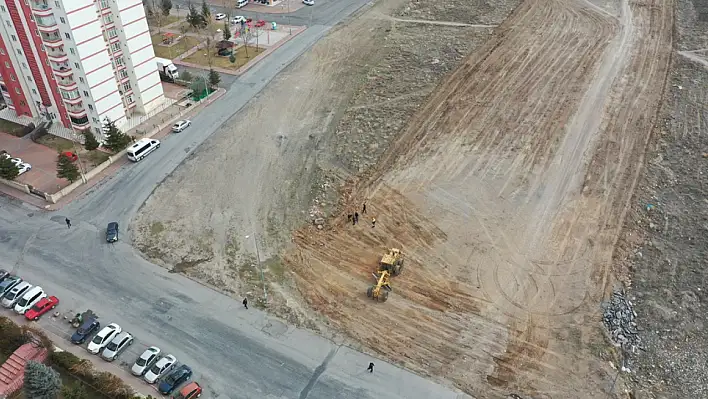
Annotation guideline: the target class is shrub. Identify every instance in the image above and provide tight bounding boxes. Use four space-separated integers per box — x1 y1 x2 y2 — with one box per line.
0 317 29 355
24 360 62 399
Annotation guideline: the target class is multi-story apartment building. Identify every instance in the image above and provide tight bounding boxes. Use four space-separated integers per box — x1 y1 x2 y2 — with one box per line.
0 0 165 138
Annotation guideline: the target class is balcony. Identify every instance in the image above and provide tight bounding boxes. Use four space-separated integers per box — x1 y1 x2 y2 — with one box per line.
35 15 58 32
66 103 86 117
60 88 81 105
51 62 72 77
70 115 89 127
40 31 61 45
57 75 76 90
30 0 53 16
46 47 67 62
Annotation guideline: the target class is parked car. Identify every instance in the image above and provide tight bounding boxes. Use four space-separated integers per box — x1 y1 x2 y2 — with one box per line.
173 382 202 399
106 222 119 243
232 16 246 24
255 19 266 27
0 276 22 298
14 286 46 314
158 365 193 395
214 13 227 20
303 0 314 5
144 354 177 384
87 323 121 354
131 346 161 376
101 331 134 361
0 269 9 282
62 151 78 162
17 163 31 175
24 295 59 320
1 282 32 308
172 120 191 133
71 318 100 344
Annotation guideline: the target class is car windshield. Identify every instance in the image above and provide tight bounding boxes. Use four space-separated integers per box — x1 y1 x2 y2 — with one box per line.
149 364 162 374
164 371 179 384
30 303 43 311
91 335 104 344
17 297 28 306
5 291 16 300
136 357 147 366
106 341 118 351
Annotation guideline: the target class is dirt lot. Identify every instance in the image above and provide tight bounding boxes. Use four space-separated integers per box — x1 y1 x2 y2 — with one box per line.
616 0 708 396
133 0 678 396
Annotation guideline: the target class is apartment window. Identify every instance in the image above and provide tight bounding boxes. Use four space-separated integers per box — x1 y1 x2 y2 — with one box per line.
103 15 113 24
60 17 65 24
115 57 124 66
22 63 27 69
10 34 16 41
40 44 45 52
92 117 99 123
95 127 100 134
0 6 5 12
14 88 20 94
27 76 31 81
126 94 134 104
100 0 109 8
122 82 131 92
119 69 128 79
20 101 25 106
0 49 4 55
69 48 75 55
55 1 60 7
88 104 93 111
107 28 117 38
3 62 8 68
16 49 21 56
9 75 14 81
79 77 84 83
31 89 37 95
111 42 120 52
74 62 80 69
83 90 88 97
29 15 34 21
5 21 10 27
64 33 70 39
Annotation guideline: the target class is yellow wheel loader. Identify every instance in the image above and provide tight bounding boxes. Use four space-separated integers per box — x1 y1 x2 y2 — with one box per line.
366 270 391 302
379 248 404 276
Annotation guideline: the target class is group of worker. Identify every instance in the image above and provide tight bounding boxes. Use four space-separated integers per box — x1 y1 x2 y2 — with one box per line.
347 202 376 227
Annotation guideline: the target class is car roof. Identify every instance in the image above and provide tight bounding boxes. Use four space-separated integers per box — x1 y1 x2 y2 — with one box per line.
107 222 118 228
112 331 130 342
34 297 51 306
80 318 98 328
179 382 200 394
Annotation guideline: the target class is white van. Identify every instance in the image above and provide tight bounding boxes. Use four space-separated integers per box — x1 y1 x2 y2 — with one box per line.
237 0 248 8
126 138 160 162
1 281 32 308
14 286 45 314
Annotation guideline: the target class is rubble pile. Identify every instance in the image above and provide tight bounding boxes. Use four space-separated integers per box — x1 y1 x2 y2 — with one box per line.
602 289 640 353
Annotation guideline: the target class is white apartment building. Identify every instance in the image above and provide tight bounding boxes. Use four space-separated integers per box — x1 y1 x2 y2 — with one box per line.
0 0 165 138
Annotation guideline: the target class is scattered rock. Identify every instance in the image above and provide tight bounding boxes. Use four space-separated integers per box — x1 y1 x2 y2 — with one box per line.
603 288 640 353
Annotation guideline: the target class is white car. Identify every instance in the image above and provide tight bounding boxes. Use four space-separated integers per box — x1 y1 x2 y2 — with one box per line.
232 16 246 24
143 354 177 384
131 346 161 376
86 323 121 354
10 157 22 166
172 120 191 133
14 286 45 315
303 0 314 5
214 13 227 20
17 163 31 175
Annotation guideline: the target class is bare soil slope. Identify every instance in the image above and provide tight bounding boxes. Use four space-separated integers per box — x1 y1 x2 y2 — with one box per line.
287 0 674 396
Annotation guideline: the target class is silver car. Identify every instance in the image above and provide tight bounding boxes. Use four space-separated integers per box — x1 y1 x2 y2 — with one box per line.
100 331 134 361
131 346 161 376
143 354 177 384
1 282 32 308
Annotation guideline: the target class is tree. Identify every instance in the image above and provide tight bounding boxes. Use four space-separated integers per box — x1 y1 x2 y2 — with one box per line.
60 382 87 399
241 27 253 58
208 68 220 88
186 3 203 30
229 53 236 64
144 0 154 17
181 70 193 82
82 131 99 151
102 118 132 152
24 360 61 399
0 156 19 180
222 21 231 41
160 0 172 16
201 0 210 22
56 153 80 183
190 77 208 99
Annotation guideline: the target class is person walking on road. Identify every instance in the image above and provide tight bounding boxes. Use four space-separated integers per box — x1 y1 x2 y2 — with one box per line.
243 297 248 309
367 362 374 373
362 202 367 214
65 218 71 228
354 212 359 224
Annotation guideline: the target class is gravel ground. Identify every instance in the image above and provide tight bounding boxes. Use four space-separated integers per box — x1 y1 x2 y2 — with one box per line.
614 0 708 396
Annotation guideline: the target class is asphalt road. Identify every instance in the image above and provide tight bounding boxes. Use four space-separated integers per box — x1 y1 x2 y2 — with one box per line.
0 1 472 398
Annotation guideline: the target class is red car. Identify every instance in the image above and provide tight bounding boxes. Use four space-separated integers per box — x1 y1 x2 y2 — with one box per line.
255 20 266 27
173 382 201 399
24 296 59 321
62 151 78 162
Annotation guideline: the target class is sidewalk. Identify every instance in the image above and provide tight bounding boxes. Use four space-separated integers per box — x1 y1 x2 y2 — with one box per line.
0 88 227 210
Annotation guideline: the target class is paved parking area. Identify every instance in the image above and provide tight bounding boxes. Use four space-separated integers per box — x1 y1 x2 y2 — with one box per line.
0 132 66 193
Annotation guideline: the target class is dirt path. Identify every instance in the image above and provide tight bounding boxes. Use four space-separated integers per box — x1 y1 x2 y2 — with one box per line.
288 0 674 396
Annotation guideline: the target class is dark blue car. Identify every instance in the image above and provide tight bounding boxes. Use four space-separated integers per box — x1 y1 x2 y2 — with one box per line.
158 365 192 394
70 318 100 344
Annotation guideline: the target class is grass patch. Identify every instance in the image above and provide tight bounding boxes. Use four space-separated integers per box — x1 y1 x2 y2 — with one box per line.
151 35 202 60
0 119 29 137
182 45 265 69
147 14 180 29
265 256 286 283
83 150 110 167
36 134 75 152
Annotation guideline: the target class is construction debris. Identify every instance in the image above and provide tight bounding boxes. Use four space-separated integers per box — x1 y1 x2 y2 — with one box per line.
603 289 640 353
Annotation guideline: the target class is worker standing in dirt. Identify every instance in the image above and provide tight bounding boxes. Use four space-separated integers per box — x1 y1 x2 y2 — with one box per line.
367 362 374 373
354 212 359 224
65 218 71 228
243 297 248 309
347 213 353 223
362 202 367 214
371 217 376 228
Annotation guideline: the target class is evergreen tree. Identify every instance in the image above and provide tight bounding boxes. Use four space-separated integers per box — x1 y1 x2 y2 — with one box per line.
24 360 61 399
229 53 236 64
160 0 172 16
201 0 210 23
187 3 202 29
82 131 99 151
0 156 19 180
208 68 220 88
60 382 87 399
102 118 131 152
222 21 231 41
57 153 80 182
